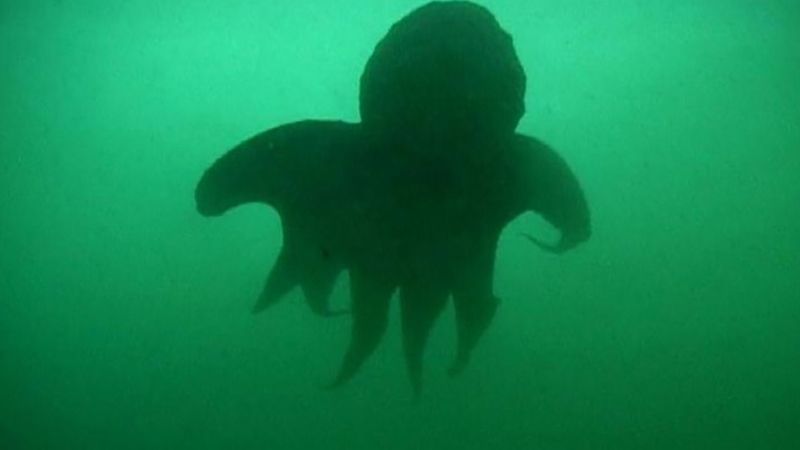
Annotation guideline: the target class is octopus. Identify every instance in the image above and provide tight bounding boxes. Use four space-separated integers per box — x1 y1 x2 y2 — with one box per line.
195 1 590 394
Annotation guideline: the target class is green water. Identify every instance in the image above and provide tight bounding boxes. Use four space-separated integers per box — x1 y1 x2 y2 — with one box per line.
2 1 798 449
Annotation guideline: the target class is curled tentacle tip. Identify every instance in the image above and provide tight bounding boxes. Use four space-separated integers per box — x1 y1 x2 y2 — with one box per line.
520 232 566 254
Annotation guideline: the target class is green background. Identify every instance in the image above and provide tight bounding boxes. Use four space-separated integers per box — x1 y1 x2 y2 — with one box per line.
1 1 798 448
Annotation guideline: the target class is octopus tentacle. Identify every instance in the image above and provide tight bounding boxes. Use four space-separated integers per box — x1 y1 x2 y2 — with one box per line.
252 245 299 314
515 134 591 253
449 293 500 377
252 220 347 316
300 263 347 317
448 236 501 377
399 281 449 395
327 269 395 388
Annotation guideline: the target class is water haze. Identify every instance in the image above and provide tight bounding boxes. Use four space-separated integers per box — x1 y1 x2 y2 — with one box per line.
1 1 798 449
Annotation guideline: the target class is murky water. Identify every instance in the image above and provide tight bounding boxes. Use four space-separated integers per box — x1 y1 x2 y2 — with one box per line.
2 1 798 448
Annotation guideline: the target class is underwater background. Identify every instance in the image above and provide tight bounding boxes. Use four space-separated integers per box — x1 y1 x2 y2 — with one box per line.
1 0 798 449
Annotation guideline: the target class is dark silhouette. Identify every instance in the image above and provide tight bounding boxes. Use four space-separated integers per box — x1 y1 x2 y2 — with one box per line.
195 1 590 395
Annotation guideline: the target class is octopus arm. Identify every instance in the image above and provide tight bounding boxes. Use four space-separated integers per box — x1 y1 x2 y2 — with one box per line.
327 269 395 389
195 120 361 315
514 134 591 253
252 218 346 316
449 233 502 378
399 278 450 395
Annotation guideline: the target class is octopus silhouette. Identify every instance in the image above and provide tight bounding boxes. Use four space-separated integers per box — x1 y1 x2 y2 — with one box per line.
195 1 590 394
